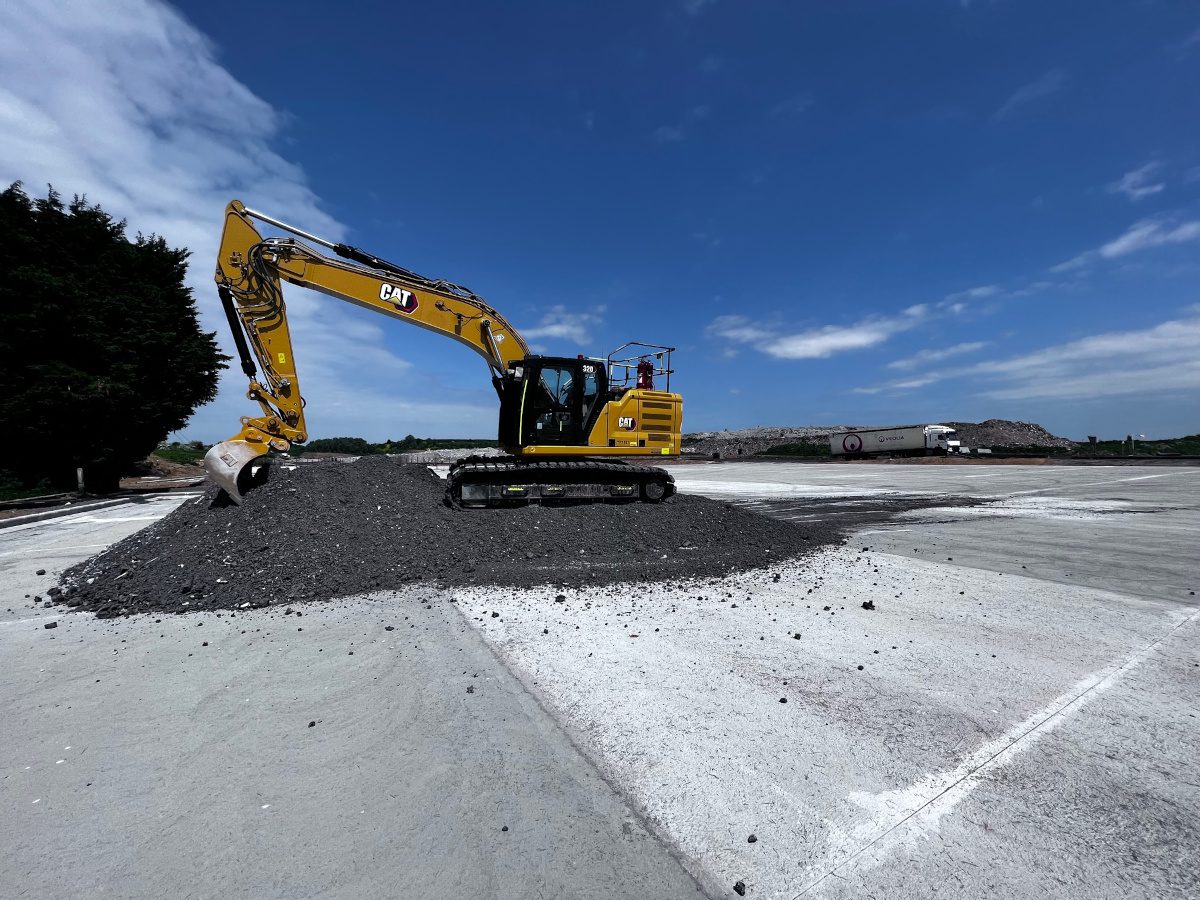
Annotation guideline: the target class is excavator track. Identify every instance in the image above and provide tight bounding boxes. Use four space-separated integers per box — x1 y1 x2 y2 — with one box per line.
446 457 676 508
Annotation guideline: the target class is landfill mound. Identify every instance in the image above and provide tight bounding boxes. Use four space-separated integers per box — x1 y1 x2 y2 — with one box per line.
57 458 837 617
685 418 1075 457
943 419 1075 450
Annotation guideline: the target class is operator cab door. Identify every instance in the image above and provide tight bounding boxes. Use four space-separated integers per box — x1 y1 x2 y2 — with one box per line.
522 359 584 446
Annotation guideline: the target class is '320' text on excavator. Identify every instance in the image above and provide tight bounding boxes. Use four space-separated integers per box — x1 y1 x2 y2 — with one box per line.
205 200 683 508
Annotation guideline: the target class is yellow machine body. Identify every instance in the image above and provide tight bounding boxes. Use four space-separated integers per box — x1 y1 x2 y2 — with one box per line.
206 200 682 503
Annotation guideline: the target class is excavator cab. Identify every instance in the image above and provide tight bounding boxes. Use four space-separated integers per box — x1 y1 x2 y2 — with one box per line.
497 356 608 449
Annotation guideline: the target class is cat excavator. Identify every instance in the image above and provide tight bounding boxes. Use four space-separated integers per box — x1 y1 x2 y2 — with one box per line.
205 200 682 507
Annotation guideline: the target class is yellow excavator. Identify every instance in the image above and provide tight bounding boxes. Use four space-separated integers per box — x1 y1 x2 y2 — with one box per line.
205 200 683 507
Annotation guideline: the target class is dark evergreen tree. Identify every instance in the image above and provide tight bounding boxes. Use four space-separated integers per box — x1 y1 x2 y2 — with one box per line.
0 183 228 492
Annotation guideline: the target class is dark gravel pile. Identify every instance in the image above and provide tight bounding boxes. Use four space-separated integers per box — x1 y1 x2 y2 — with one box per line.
57 458 839 617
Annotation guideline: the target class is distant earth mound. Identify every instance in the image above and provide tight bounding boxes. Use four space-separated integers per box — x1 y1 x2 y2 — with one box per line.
943 419 1075 451
684 419 1075 458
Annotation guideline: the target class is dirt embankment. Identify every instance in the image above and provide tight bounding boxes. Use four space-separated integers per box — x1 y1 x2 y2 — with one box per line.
56 458 841 617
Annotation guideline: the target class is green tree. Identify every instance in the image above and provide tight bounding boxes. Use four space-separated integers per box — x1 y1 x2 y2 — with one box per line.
302 437 376 454
0 183 228 492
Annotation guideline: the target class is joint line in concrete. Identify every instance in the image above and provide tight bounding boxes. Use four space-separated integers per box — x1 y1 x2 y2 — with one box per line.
794 604 1200 897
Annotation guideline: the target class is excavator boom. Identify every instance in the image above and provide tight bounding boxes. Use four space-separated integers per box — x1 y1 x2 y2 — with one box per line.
207 200 529 498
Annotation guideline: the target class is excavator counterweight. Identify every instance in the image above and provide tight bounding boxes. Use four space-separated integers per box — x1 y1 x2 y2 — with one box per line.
206 201 683 507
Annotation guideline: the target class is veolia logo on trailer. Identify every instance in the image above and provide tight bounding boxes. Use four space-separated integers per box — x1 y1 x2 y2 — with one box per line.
842 433 863 452
379 283 419 314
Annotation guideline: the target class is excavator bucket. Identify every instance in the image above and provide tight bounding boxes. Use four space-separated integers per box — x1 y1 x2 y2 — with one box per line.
204 440 270 504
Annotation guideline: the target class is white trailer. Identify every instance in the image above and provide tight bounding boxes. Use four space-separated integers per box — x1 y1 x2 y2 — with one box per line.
830 424 966 457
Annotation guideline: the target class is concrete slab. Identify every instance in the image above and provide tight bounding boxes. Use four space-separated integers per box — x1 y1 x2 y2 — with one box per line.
670 462 1199 605
1 494 195 625
449 462 1200 898
0 516 703 899
5 461 1198 899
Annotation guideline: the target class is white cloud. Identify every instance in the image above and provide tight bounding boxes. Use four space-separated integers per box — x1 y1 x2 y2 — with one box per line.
681 0 717 15
707 306 926 360
1053 217 1200 272
0 0 498 441
521 305 606 345
1100 219 1200 257
1107 162 1166 202
973 313 1200 402
887 341 989 371
937 281 1053 312
994 69 1065 120
768 93 814 118
852 374 943 396
856 312 1200 403
653 105 712 144
943 285 1000 304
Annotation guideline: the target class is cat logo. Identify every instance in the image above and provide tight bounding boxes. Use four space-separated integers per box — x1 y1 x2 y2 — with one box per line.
379 283 418 313
618 416 635 430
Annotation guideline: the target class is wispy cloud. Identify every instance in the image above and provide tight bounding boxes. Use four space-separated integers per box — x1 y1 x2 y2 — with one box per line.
994 68 1065 120
1107 162 1166 201
1052 216 1200 272
652 125 685 143
938 281 1052 313
855 312 1200 403
0 0 490 440
852 375 941 396
707 306 927 360
680 0 717 15
522 305 606 345
943 285 1000 304
1171 27 1200 57
768 93 814 118
887 341 989 371
975 313 1200 401
652 104 712 143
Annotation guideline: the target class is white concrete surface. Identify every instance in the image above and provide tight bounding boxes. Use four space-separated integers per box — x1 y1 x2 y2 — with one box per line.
1 494 197 624
0 497 702 900
453 463 1200 898
4 463 1199 899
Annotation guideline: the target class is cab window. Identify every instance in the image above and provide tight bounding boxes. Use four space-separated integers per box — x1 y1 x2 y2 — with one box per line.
540 366 573 406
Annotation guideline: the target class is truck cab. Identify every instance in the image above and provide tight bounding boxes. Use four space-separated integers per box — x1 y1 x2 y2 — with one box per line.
924 426 964 454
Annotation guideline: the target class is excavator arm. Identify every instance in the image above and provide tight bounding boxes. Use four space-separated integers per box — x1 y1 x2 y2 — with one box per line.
206 199 531 500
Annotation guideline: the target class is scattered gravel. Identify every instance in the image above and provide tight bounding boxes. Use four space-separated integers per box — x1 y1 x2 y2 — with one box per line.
57 457 841 617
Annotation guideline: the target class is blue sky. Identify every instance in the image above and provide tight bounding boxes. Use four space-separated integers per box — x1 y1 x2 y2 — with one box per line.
2 1 1198 440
